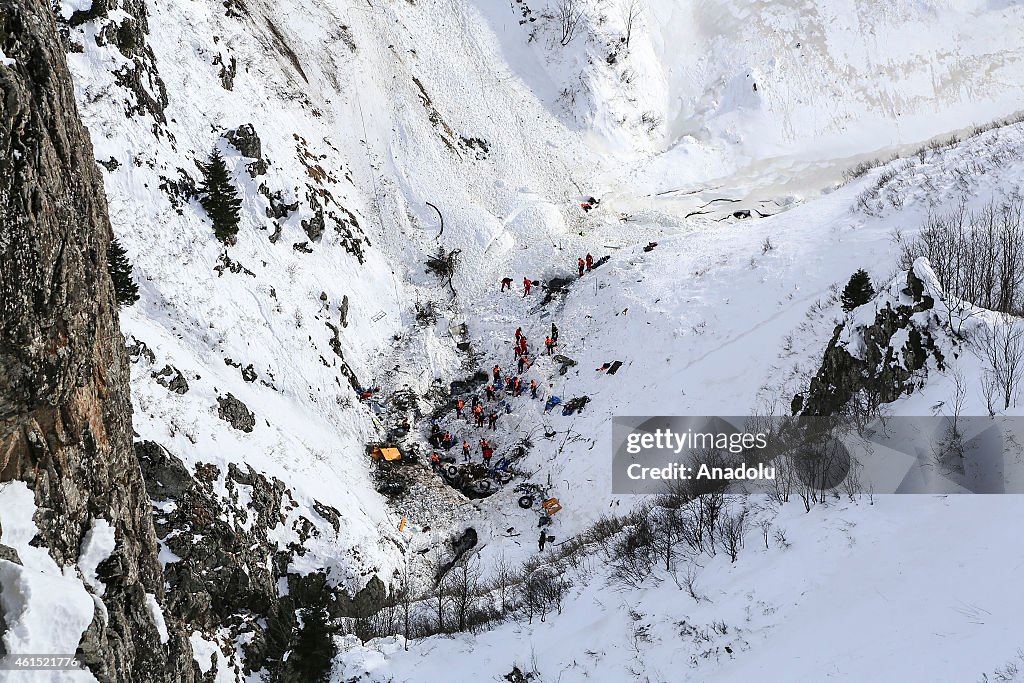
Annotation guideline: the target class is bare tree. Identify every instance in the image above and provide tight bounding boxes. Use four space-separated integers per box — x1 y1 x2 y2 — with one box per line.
555 0 584 46
447 555 481 633
623 0 642 47
717 506 748 563
674 564 707 602
489 555 519 615
899 197 1024 315
758 518 772 549
976 313 1024 410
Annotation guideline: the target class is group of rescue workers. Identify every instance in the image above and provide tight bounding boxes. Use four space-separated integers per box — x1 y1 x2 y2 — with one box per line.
499 276 537 296
428 318 561 474
424 249 610 473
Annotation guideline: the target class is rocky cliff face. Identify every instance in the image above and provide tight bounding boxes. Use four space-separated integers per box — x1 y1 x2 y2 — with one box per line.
0 1 193 679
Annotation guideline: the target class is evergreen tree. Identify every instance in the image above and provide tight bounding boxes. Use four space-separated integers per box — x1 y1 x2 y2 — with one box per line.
107 239 139 307
198 148 242 244
282 607 336 683
841 269 875 311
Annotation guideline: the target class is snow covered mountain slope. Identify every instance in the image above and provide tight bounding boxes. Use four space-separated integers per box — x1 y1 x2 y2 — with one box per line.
336 121 1024 681
37 0 1024 678
466 0 1024 198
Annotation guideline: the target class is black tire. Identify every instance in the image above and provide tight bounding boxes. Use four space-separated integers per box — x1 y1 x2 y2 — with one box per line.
443 464 460 479
472 480 494 494
518 495 534 509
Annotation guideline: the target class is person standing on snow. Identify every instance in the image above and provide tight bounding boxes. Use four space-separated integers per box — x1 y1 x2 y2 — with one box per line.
462 441 471 462
455 398 465 418
544 336 554 355
518 355 527 374
578 257 585 277
492 365 501 383
500 277 513 291
530 379 538 398
523 277 532 296
485 384 495 401
551 322 559 343
538 528 548 551
488 412 498 429
515 327 523 342
586 253 594 271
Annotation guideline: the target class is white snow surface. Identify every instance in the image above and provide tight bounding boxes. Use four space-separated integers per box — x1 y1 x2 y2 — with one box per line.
0 483 98 682
144 593 170 645
77 519 116 597
48 0 1024 679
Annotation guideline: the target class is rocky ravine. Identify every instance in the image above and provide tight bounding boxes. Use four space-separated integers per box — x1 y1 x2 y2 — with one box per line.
0 0 195 679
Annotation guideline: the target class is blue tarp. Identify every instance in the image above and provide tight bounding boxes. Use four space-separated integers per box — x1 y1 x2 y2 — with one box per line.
544 396 562 412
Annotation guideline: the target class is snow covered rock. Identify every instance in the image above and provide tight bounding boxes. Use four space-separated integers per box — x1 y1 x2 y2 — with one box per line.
799 259 951 416
216 393 255 432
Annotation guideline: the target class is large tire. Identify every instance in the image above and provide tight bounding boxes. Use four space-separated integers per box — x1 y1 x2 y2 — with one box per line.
496 471 514 484
472 480 494 494
443 464 460 480
518 495 534 509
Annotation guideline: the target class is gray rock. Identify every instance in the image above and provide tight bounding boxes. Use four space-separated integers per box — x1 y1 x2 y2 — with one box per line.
301 208 325 242
225 123 261 160
217 393 256 432
0 544 22 565
339 294 350 328
152 364 189 394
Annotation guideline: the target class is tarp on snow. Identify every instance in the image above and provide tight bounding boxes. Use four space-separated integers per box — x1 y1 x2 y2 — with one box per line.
372 447 402 461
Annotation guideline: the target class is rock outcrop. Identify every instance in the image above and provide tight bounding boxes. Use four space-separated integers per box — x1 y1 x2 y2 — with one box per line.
137 440 388 681
799 261 949 417
0 1 193 679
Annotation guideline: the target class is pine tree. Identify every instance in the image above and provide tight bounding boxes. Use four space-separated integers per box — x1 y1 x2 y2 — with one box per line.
841 269 875 311
107 239 139 307
283 607 336 683
198 148 242 244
